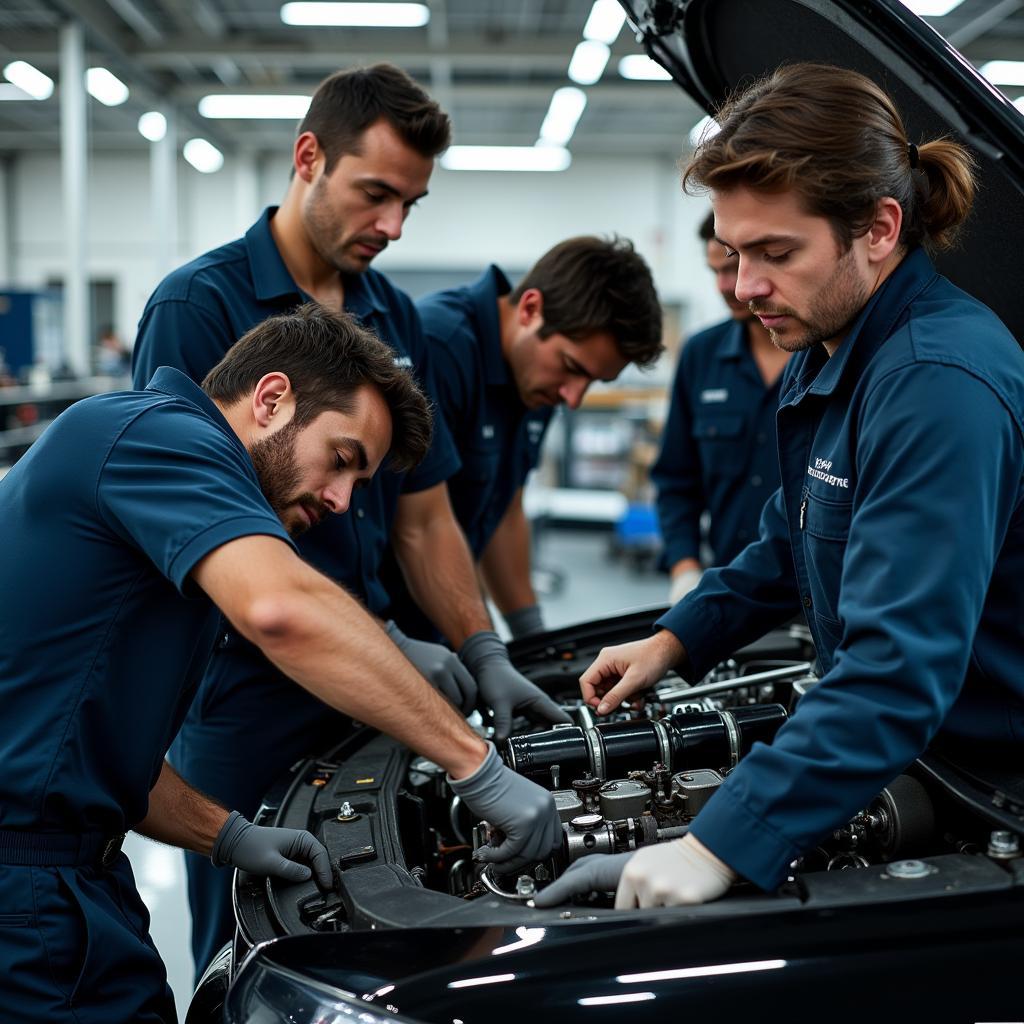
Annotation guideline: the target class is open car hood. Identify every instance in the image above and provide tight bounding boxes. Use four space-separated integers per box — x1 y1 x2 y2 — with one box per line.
620 0 1024 342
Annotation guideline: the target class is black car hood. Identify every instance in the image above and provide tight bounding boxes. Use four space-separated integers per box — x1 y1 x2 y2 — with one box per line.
621 0 1024 343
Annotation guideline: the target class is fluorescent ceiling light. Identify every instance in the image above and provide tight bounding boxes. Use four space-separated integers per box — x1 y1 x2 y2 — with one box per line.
980 60 1024 86
199 94 312 119
618 54 671 81
137 111 167 141
578 993 656 1006
0 83 33 100
568 40 610 85
280 2 428 26
539 86 587 146
583 0 626 44
183 137 224 173
440 146 571 173
3 61 54 100
899 0 965 14
86 67 129 106
689 113 720 148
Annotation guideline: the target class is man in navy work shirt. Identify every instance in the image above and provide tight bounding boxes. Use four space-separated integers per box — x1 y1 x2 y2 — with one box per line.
0 304 560 1022
652 211 789 604
536 63 1024 910
400 237 663 641
132 63 567 979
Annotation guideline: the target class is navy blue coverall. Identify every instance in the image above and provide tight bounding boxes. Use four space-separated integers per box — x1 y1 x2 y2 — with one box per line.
131 207 459 980
659 249 1024 889
0 369 293 1022
652 318 783 568
382 266 552 637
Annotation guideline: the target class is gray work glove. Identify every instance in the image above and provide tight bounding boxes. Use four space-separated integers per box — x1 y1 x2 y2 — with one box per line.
459 630 571 741
504 604 546 640
532 852 632 907
448 742 562 873
212 811 333 888
386 620 477 714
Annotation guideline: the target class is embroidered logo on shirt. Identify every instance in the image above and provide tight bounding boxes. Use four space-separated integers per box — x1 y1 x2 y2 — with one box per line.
482 425 495 439
700 388 729 403
807 457 850 489
527 420 545 443
393 355 413 369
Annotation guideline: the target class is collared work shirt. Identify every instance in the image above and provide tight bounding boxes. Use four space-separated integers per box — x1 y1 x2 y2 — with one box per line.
416 265 552 557
0 368 293 833
652 318 783 567
659 249 1024 889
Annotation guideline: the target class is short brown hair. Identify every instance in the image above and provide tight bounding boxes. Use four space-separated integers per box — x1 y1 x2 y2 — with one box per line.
509 236 664 367
683 63 976 252
202 303 432 473
299 63 451 173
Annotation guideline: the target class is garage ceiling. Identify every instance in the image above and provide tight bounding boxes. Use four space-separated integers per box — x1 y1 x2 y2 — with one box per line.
0 0 1021 159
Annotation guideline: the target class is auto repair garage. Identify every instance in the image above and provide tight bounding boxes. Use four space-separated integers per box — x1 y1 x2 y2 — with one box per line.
1 2 1023 1021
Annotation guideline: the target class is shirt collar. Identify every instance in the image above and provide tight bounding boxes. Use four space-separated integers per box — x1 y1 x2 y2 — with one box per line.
244 206 388 318
470 265 514 387
714 318 749 361
144 367 247 457
788 247 938 401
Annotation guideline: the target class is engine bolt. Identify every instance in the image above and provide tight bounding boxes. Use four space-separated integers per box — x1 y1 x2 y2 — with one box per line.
336 801 359 822
516 875 536 897
886 859 933 879
987 830 1021 859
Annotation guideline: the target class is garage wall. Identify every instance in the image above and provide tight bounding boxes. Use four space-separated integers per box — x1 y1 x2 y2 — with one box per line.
4 148 725 355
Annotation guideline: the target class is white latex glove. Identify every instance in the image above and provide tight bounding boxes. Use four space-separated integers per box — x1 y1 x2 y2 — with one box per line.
669 567 703 605
615 833 736 909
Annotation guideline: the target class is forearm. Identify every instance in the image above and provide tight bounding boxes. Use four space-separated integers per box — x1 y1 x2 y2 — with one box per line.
392 485 493 646
134 760 230 856
479 492 536 614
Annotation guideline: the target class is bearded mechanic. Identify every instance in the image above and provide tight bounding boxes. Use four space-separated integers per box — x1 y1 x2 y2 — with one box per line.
537 62 1024 910
132 63 567 980
0 305 560 1023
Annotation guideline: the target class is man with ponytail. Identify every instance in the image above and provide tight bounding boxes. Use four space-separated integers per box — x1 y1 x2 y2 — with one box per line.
537 62 1024 910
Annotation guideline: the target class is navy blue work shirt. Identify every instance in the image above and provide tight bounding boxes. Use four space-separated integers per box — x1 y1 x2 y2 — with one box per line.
659 249 1024 890
652 318 783 567
0 368 293 833
132 206 460 617
416 265 552 557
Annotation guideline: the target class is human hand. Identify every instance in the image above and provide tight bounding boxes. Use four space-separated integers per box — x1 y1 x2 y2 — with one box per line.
615 834 735 909
211 811 333 888
460 630 570 740
447 742 562 873
531 853 632 907
669 567 703 604
580 629 684 715
386 620 477 714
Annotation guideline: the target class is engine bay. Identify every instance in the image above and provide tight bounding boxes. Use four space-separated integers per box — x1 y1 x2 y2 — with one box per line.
233 615 1024 949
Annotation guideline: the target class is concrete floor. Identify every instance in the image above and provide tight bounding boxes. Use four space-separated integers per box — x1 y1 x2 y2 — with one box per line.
125 527 669 1020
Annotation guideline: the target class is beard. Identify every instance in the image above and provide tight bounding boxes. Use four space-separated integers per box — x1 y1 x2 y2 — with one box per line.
248 420 325 537
750 247 869 353
303 176 387 277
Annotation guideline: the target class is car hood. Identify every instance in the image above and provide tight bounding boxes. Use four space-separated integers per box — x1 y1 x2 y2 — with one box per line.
620 0 1024 343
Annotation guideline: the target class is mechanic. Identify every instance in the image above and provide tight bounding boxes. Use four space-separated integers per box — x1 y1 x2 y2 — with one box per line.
0 305 559 1022
385 237 663 642
536 62 1024 911
652 211 789 603
132 63 567 980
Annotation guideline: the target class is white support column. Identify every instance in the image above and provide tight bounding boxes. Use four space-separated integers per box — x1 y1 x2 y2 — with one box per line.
60 20 90 376
151 106 178 279
234 150 260 237
0 156 11 283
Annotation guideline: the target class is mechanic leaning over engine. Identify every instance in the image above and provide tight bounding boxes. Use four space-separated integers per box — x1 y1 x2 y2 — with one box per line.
0 305 560 1023
132 63 567 982
382 237 663 644
652 211 790 604
536 61 1024 911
